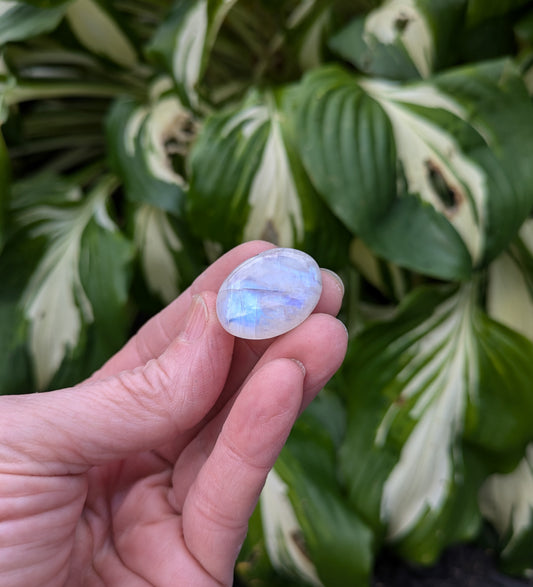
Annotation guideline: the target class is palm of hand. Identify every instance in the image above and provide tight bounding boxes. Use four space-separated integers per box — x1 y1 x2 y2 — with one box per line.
0 243 347 587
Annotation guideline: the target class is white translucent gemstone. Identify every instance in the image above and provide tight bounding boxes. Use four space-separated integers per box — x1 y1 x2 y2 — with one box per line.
216 248 322 340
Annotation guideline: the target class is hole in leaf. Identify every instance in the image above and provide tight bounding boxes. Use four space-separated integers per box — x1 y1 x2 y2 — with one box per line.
291 529 311 561
162 114 198 178
261 220 279 245
394 13 411 34
425 160 461 211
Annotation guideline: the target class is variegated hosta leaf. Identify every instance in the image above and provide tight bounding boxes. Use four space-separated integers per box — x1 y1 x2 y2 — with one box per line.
487 218 533 341
146 0 238 108
189 90 302 246
8 172 133 390
134 205 182 304
479 444 533 577
339 284 533 564
133 204 205 304
482 218 533 575
261 471 324 587
329 0 466 80
297 60 533 279
262 392 374 586
107 85 195 214
188 87 350 266
284 0 334 71
66 0 137 68
0 0 69 45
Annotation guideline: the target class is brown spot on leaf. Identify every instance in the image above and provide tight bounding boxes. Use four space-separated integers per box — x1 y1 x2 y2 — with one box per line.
163 114 197 158
160 112 198 178
425 159 463 213
394 13 411 34
261 220 279 245
291 529 311 560
394 395 407 407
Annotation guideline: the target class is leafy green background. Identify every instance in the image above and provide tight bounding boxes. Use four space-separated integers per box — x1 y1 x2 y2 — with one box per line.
3 0 533 584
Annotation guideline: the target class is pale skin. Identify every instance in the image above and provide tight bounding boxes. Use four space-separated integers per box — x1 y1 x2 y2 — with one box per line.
0 241 347 587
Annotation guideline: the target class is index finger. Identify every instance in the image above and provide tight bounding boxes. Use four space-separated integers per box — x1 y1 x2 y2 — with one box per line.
91 241 344 379
92 241 275 379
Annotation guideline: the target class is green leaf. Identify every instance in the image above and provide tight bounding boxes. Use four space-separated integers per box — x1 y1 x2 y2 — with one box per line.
297 61 533 279
0 235 38 394
329 0 467 80
286 0 333 71
262 391 375 586
0 305 33 395
429 60 533 265
77 211 132 354
459 13 517 64
479 443 533 577
1 56 125 111
0 0 69 45
197 0 334 106
296 64 470 279
8 171 133 390
146 0 238 108
260 470 324 587
65 0 138 68
0 131 9 251
296 65 396 232
481 220 533 576
466 0 531 27
188 87 350 265
339 284 533 564
106 88 193 214
238 504 303 587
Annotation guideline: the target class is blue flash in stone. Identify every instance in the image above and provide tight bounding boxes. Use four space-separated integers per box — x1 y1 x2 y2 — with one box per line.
216 248 322 339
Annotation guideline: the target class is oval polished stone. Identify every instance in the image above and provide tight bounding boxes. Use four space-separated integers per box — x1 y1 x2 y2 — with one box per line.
216 248 322 340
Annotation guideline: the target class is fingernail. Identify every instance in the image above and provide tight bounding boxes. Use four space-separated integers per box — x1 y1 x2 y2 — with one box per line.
290 358 306 377
180 295 207 342
323 268 345 296
340 320 349 338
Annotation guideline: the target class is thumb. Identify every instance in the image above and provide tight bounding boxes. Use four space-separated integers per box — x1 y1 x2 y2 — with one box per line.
1 292 234 474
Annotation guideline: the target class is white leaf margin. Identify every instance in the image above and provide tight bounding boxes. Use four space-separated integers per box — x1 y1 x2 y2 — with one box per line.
487 219 533 341
134 204 182 304
479 443 533 572
171 0 238 107
260 470 324 587
376 285 478 540
124 93 192 188
286 0 331 70
17 176 119 389
220 97 306 247
363 0 434 78
482 218 533 571
360 78 488 267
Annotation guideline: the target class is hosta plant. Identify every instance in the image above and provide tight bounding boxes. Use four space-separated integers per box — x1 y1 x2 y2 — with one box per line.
2 0 533 584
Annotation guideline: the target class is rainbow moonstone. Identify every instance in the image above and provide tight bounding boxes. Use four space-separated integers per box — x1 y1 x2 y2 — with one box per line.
216 248 322 340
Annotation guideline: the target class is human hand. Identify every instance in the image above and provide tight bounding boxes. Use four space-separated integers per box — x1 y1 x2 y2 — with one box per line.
0 241 347 587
